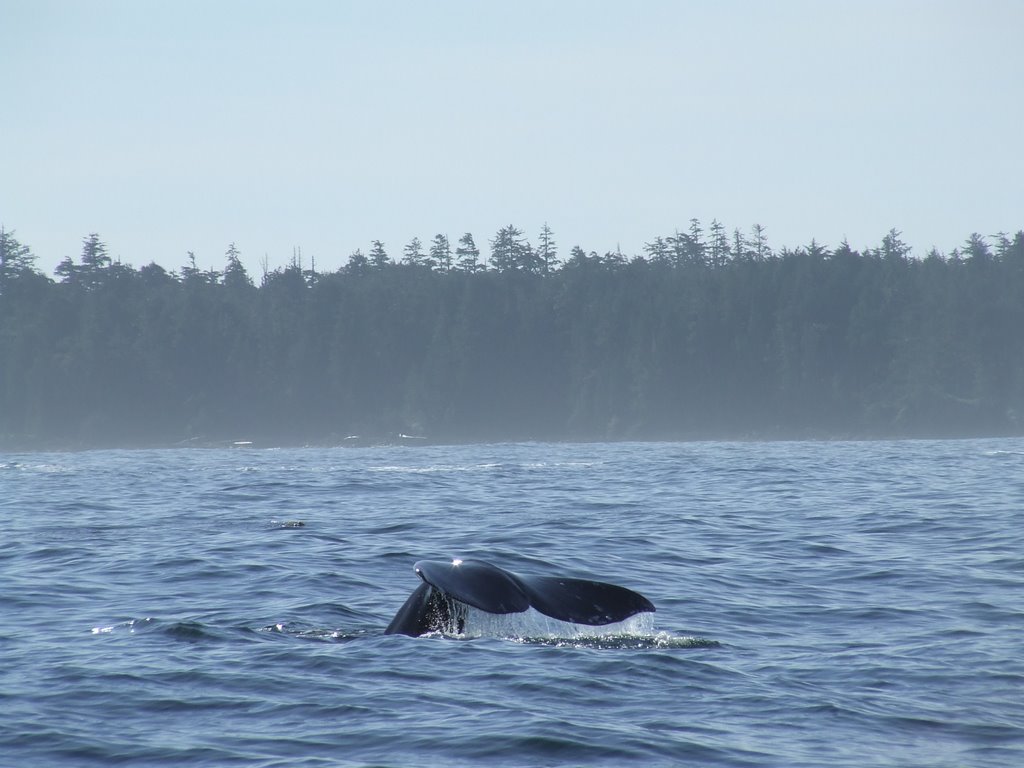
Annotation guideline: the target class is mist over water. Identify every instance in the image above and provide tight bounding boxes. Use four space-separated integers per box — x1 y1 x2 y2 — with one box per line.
3 439 1023 766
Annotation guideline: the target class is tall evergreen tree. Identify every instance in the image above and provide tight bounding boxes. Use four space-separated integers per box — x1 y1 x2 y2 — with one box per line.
963 233 991 265
180 251 201 282
455 233 480 272
567 245 587 265
751 223 771 261
0 227 36 291
346 248 369 275
1006 231 1024 270
688 218 707 265
666 229 701 267
223 242 252 290
879 228 911 262
731 228 750 262
805 238 830 260
369 240 390 269
520 242 543 274
55 233 110 288
402 237 425 266
489 225 529 272
643 236 670 263
709 219 729 266
537 223 557 273
81 233 110 272
429 234 452 272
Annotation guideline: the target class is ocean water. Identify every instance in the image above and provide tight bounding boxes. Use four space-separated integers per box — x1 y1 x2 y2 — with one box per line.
2 439 1022 767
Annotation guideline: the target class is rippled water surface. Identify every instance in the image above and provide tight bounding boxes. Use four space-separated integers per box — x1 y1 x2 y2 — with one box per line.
2 439 1023 766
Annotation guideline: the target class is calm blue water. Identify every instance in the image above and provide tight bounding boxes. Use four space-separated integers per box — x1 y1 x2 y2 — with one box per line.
2 439 1023 767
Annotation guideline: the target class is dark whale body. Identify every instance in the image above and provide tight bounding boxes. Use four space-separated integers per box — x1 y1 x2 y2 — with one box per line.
385 558 656 637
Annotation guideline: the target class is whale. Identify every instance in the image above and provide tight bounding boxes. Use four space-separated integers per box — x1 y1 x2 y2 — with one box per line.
384 558 656 637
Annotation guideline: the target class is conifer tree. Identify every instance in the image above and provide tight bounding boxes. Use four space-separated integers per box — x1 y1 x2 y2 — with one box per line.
223 242 252 289
369 240 390 269
709 219 729 266
402 237 424 266
879 229 911 262
489 225 530 272
963 233 991 264
491 225 540 274
180 251 202 283
751 223 771 261
346 248 369 275
56 233 111 288
568 245 587 264
688 218 707 266
732 228 750 262
643 236 670 263
455 233 480 272
666 230 698 267
0 227 35 292
537 223 557 273
81 233 110 273
429 234 452 272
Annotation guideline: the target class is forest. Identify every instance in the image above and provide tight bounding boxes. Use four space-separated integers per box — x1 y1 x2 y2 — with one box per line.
1 222 1022 449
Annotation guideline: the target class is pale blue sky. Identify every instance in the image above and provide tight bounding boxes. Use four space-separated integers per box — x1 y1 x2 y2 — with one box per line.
3 0 1022 275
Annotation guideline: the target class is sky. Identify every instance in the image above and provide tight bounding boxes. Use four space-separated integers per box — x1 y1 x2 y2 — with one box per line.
2 0 1022 277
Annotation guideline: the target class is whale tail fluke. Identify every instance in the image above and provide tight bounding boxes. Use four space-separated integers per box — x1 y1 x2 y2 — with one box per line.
385 558 655 637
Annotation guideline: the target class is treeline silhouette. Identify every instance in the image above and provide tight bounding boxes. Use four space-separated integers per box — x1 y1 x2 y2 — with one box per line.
1 222 1022 449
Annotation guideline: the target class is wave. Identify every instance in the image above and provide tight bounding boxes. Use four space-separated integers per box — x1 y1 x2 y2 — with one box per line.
402 605 719 649
94 614 716 651
505 633 720 650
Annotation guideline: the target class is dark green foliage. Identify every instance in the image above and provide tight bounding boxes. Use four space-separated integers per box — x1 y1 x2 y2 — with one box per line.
429 234 452 272
402 237 425 267
1 226 1022 448
0 227 37 292
368 240 390 270
537 224 557 274
454 233 481 273
490 225 539 273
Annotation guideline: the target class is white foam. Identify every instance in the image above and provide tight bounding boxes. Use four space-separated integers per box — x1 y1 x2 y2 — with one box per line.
446 605 655 640
90 618 151 634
